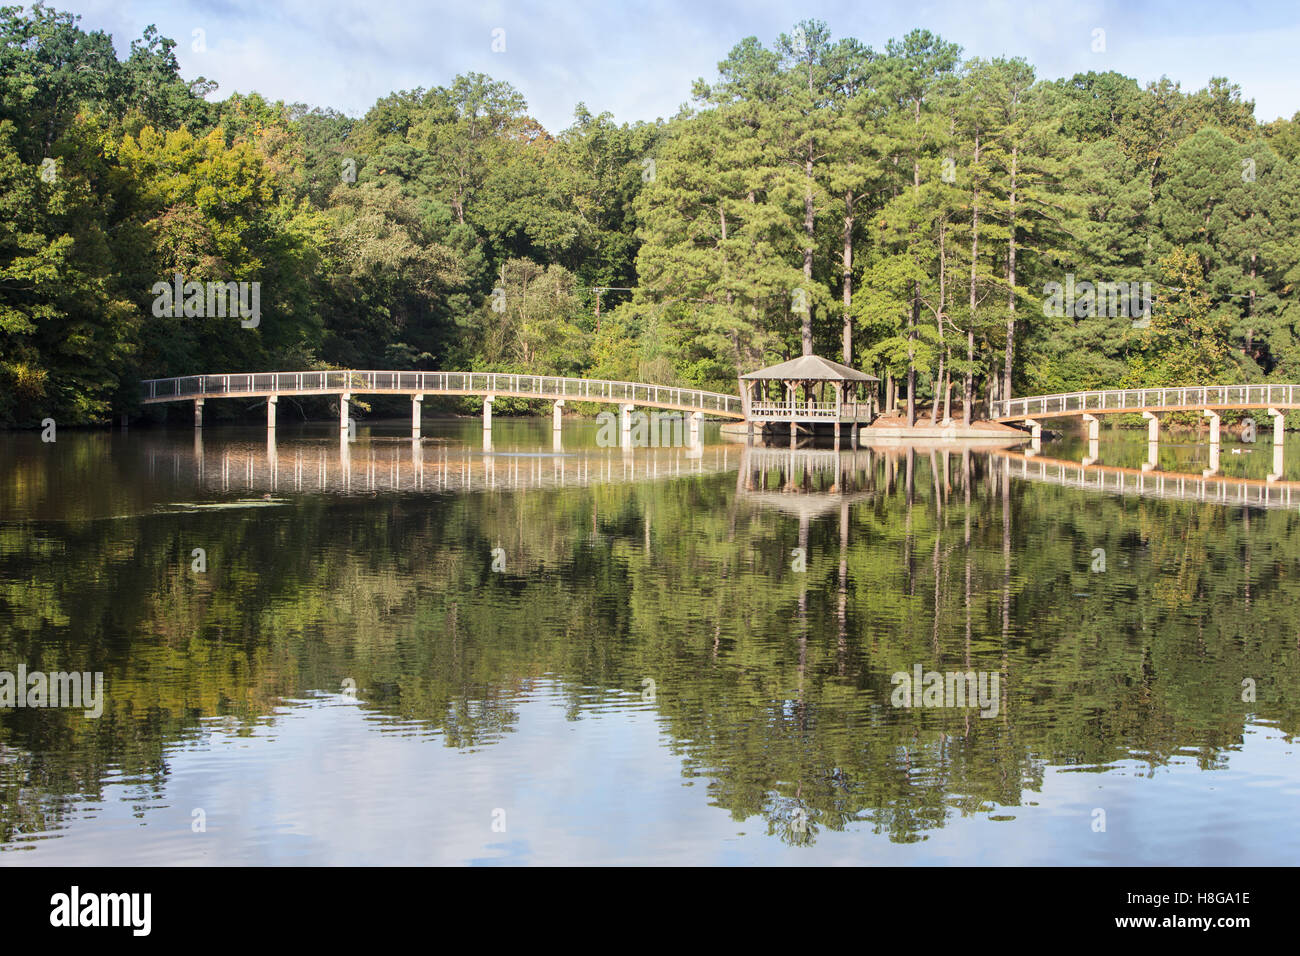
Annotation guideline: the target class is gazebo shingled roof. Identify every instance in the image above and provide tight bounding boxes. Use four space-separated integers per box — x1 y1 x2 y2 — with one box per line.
741 355 878 382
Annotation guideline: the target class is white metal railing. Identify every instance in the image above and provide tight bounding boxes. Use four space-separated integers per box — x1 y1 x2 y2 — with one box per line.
748 401 871 421
991 384 1300 421
140 370 745 417
994 453 1298 510
750 401 841 418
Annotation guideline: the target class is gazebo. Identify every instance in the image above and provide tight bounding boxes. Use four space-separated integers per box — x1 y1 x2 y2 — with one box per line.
739 355 879 446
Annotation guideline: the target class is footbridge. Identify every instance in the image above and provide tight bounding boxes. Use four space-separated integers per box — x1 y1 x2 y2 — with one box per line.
992 384 1300 475
141 370 746 437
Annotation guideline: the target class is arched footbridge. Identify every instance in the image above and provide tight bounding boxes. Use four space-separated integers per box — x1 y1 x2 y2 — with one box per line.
141 370 747 433
992 384 1300 476
992 384 1300 435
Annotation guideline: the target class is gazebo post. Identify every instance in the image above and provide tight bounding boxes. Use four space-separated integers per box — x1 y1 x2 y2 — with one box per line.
834 382 842 446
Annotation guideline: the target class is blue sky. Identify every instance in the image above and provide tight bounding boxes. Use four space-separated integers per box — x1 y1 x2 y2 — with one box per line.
59 0 1300 132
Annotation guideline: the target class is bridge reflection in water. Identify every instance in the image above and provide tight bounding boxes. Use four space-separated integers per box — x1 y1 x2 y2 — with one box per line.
154 430 736 496
990 450 1300 510
145 429 1300 513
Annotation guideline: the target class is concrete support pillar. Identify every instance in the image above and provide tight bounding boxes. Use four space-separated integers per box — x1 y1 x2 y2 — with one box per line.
339 432 351 490
194 398 204 428
340 392 350 435
1202 409 1221 444
1141 411 1159 471
618 404 635 451
1025 418 1041 456
688 410 703 446
1082 413 1099 441
1143 410 1159 443
483 395 495 430
1268 407 1284 446
1204 443 1220 477
851 422 859 450
1270 442 1284 483
552 399 565 431
267 395 277 429
1202 410 1221 476
412 394 422 439
1083 436 1099 467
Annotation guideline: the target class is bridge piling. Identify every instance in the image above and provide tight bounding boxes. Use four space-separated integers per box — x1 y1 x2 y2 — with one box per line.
1202 409 1221 444
194 398 203 429
553 399 565 431
1025 418 1042 456
1144 440 1159 471
1268 407 1284 446
1205 447 1220 477
412 394 422 439
1203 410 1221 476
267 395 277 430
1142 412 1159 471
340 393 350 435
1143 411 1159 443
1082 413 1099 441
483 395 494 430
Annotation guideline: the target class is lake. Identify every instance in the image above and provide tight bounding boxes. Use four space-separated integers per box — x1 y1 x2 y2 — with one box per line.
2 420 1298 864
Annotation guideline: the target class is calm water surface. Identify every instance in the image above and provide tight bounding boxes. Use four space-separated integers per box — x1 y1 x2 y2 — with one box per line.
2 420 1298 864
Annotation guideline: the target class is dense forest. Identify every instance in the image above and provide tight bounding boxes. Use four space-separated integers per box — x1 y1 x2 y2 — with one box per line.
2 5 1299 426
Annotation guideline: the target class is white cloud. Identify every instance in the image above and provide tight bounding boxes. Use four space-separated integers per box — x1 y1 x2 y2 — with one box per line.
55 0 1300 131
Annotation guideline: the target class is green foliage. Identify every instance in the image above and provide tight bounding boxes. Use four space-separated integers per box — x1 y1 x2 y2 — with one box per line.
2 8 1299 426
1126 247 1235 386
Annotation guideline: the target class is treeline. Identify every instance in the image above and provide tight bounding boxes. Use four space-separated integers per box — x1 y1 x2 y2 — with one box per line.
2 7 1299 425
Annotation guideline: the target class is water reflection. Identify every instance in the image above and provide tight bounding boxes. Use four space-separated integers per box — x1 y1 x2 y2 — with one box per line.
146 428 734 497
1 424 1299 863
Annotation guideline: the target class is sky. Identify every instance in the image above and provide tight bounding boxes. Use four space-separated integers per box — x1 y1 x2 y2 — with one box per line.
57 0 1300 133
